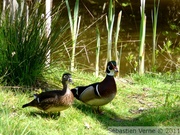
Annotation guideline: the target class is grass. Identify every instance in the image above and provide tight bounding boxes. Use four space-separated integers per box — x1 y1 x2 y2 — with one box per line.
0 3 67 86
0 69 180 135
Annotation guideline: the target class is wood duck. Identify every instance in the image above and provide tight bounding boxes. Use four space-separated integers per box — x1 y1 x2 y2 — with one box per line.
71 61 118 113
22 73 74 113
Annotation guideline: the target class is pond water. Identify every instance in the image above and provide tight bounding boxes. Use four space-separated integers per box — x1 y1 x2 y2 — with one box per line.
53 0 180 76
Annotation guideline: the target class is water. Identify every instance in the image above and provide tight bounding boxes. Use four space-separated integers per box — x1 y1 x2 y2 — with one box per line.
54 0 180 75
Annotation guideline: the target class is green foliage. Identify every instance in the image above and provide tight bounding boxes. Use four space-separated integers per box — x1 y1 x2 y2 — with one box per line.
157 38 180 71
126 52 138 72
167 0 180 33
163 40 173 53
0 4 67 86
122 2 130 7
164 93 180 108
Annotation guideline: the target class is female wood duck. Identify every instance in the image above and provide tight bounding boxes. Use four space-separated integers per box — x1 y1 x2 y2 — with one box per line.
71 61 118 113
22 73 74 112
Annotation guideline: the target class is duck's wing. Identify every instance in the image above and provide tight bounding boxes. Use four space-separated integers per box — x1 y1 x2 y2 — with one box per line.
35 90 61 103
22 92 57 108
71 83 100 102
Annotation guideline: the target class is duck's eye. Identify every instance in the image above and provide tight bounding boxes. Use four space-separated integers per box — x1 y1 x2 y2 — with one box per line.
109 64 114 70
110 62 116 69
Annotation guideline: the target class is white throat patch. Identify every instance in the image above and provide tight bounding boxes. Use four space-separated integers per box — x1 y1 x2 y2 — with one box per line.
107 70 114 76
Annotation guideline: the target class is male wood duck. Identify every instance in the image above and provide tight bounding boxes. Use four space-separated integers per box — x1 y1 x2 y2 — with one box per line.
22 73 74 112
71 61 118 113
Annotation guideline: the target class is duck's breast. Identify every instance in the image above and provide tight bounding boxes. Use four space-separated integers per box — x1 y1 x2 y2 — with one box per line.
85 92 116 106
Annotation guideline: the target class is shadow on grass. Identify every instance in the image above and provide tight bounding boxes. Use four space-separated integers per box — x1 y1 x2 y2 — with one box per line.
73 101 180 127
73 101 139 126
27 111 61 120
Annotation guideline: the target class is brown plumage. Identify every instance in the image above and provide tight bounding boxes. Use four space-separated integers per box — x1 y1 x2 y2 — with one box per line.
71 61 118 112
22 73 74 112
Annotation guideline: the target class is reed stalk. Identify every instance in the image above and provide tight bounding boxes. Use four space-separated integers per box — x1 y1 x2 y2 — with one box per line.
9 0 18 21
139 0 146 75
151 0 160 70
1 0 5 22
114 11 122 76
65 0 81 71
106 0 115 61
45 0 52 66
118 43 123 75
95 27 100 77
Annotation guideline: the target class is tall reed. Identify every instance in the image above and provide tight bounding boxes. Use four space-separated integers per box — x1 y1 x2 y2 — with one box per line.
45 0 53 66
95 27 100 77
139 0 146 75
65 0 81 71
114 11 122 76
106 0 115 61
151 0 160 70
118 43 123 75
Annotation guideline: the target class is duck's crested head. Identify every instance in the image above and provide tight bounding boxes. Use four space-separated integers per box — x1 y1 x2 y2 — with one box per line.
62 73 73 84
106 61 118 76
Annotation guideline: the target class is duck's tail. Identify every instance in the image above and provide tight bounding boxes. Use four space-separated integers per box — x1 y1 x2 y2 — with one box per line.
22 94 40 108
22 99 37 108
22 103 30 108
71 88 80 100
